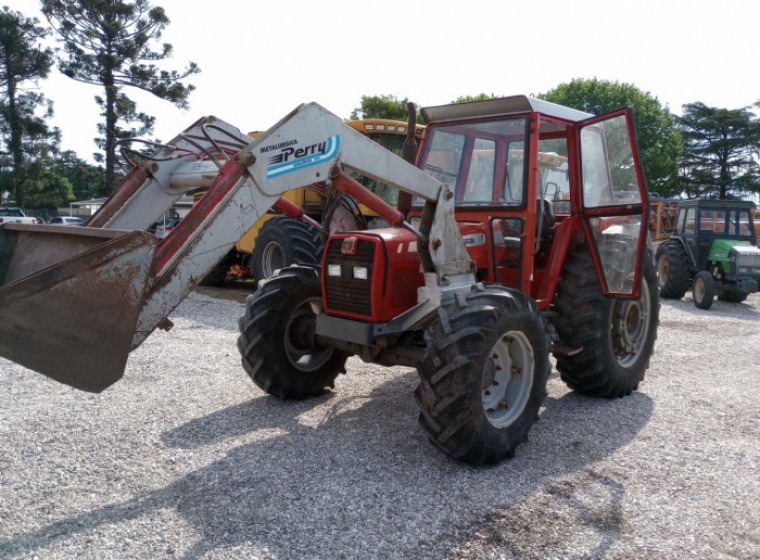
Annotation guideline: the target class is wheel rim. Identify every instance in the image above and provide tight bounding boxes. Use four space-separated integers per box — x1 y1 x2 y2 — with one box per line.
284 296 334 372
611 278 651 368
261 241 285 278
656 254 669 288
482 330 535 428
693 276 705 302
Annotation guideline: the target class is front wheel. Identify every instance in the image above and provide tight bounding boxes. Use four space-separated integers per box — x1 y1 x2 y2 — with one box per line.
693 271 715 310
718 289 748 303
553 246 660 398
415 286 550 464
237 265 348 398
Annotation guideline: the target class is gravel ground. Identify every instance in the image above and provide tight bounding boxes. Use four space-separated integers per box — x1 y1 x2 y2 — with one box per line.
1 287 758 559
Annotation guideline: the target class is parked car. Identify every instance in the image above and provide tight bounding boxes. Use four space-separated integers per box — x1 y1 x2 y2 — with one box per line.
48 216 85 226
148 215 181 239
0 207 43 224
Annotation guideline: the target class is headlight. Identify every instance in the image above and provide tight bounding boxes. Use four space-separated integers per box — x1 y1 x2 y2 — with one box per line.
327 264 341 277
353 266 368 280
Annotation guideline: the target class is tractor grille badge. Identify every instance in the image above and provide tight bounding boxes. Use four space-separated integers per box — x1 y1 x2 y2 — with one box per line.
341 237 358 256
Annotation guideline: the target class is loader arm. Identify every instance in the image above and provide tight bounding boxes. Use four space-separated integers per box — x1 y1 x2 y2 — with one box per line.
133 103 473 345
0 103 475 392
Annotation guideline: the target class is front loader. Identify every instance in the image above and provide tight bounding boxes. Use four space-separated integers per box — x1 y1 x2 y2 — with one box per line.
0 96 659 464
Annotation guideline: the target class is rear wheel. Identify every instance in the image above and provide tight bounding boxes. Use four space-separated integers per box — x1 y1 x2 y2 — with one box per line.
251 216 323 282
693 270 715 310
237 265 348 398
655 240 690 299
553 245 659 398
415 286 550 464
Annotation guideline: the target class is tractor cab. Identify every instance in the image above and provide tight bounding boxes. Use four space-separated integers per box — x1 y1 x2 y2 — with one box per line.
414 96 650 307
672 199 757 269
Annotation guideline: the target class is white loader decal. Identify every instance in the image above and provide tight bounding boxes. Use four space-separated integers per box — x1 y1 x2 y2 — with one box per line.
265 135 341 178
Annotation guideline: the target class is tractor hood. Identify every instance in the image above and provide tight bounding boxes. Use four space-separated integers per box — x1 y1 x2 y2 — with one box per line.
709 239 758 261
728 243 760 274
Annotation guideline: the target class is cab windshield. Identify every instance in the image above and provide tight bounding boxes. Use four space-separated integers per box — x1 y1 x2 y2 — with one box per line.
419 118 529 206
689 207 755 238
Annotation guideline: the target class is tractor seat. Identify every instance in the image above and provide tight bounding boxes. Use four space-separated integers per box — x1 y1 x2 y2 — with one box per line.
539 199 555 244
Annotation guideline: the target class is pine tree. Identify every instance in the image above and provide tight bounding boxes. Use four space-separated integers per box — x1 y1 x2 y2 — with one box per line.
678 102 760 199
0 7 57 207
42 0 199 192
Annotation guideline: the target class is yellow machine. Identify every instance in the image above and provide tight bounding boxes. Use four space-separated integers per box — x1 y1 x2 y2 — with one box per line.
201 118 424 284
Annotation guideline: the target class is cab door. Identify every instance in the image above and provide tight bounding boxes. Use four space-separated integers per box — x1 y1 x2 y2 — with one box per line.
573 109 648 298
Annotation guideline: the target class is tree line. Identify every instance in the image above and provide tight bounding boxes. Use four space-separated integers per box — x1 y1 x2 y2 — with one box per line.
1 2 759 212
352 84 760 201
0 0 197 211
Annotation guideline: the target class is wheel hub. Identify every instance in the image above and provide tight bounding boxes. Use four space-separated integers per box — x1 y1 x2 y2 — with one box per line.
482 331 534 428
694 277 705 301
284 298 332 371
288 311 317 353
262 241 285 278
611 280 651 367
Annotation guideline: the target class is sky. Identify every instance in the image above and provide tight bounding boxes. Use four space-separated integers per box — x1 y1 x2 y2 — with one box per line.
4 0 760 163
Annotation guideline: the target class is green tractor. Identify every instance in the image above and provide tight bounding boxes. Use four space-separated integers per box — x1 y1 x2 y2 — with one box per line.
655 199 760 309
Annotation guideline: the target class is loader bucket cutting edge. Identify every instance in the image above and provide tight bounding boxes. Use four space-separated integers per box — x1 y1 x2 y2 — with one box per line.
0 227 158 392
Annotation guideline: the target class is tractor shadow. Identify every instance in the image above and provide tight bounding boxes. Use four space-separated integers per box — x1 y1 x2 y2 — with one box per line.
0 370 653 560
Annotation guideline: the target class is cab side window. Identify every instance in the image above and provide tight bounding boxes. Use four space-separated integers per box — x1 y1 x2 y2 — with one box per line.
683 208 696 234
463 138 496 202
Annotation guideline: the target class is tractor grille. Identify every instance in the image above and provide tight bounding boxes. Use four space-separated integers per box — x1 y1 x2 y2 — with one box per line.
736 253 760 270
324 238 376 317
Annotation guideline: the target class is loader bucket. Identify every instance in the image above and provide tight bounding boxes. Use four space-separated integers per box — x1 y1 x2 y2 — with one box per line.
0 224 158 392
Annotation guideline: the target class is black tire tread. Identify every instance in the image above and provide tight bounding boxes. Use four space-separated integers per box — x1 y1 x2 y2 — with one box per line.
693 270 715 310
656 240 690 299
237 265 347 398
415 287 550 464
251 216 323 281
553 246 660 398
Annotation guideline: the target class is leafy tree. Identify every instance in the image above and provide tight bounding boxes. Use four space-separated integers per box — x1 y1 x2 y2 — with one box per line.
41 0 199 192
677 102 760 199
20 158 74 208
350 94 417 121
451 93 498 104
56 150 107 200
0 7 58 207
540 78 683 197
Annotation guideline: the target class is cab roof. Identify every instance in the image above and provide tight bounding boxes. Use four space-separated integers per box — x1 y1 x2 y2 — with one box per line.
421 95 593 124
678 199 756 210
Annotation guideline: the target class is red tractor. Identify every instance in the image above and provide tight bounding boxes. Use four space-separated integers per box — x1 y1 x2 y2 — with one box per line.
237 97 659 463
0 96 658 464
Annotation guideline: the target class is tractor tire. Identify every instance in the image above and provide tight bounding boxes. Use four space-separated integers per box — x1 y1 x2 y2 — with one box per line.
237 265 348 399
415 286 550 464
655 240 690 299
717 289 748 303
251 216 323 282
553 245 659 398
693 270 715 310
